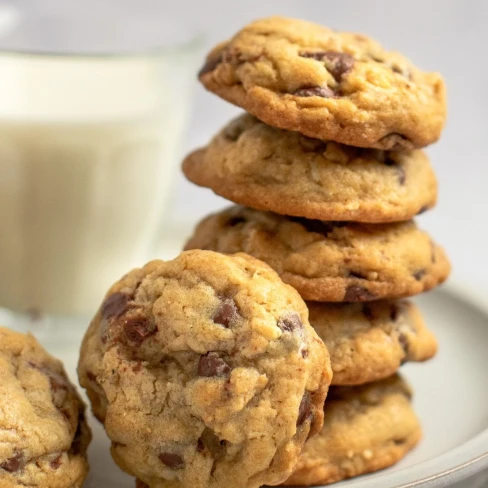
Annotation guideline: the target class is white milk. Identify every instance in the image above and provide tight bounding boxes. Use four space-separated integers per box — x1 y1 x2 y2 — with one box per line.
0 53 191 315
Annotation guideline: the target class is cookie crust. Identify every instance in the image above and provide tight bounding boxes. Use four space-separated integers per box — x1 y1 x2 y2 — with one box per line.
79 250 332 488
199 17 446 149
183 115 437 223
185 207 451 302
0 327 91 488
282 375 421 486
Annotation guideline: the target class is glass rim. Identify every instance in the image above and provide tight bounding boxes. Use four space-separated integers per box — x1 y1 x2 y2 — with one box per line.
0 31 205 59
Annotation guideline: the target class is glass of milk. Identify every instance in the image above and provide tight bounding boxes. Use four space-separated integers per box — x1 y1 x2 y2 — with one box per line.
0 4 201 341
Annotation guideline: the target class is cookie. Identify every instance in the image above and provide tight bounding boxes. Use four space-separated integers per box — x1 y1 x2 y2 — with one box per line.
199 17 446 150
310 300 437 385
183 115 437 222
185 206 451 302
283 375 421 486
78 250 332 488
0 327 91 488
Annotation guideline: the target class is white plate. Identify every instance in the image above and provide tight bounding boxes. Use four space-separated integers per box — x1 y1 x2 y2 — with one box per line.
43 284 488 488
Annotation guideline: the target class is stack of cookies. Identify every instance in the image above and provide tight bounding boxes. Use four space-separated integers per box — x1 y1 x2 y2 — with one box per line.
183 16 451 485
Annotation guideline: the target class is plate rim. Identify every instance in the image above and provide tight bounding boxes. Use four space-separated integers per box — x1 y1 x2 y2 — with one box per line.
328 282 488 488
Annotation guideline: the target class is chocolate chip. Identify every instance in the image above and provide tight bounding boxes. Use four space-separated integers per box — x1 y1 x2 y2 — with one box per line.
102 292 130 319
136 481 150 488
394 438 407 445
413 269 426 281
60 408 71 422
28 363 69 394
300 51 354 82
391 65 412 79
382 155 396 166
298 135 328 153
362 304 375 321
417 205 428 215
289 217 347 236
198 53 223 77
213 298 239 328
370 54 411 79
196 438 205 452
292 217 334 235
1 452 24 472
198 352 231 377
86 371 97 382
399 333 410 365
297 393 312 427
70 410 85 456
301 348 309 358
381 154 406 184
226 216 247 227
198 428 227 459
390 304 400 321
159 452 184 469
50 454 62 469
344 285 377 302
293 85 335 98
124 316 157 344
278 312 303 333
349 270 369 280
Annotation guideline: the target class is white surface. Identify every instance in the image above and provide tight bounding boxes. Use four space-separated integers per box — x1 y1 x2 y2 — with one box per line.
37 284 488 488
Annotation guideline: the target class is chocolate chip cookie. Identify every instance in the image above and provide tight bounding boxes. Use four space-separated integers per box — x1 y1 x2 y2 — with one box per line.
199 17 446 149
310 300 437 385
183 114 437 222
283 375 421 486
78 250 332 488
185 206 451 302
0 327 91 488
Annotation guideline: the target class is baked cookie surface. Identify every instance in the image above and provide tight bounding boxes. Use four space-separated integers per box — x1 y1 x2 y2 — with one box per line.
199 17 446 149
183 114 437 222
78 250 332 488
282 375 421 486
309 300 437 385
0 327 91 488
185 207 451 302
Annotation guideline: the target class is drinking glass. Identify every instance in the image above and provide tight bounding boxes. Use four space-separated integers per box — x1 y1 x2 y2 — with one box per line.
0 3 202 346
